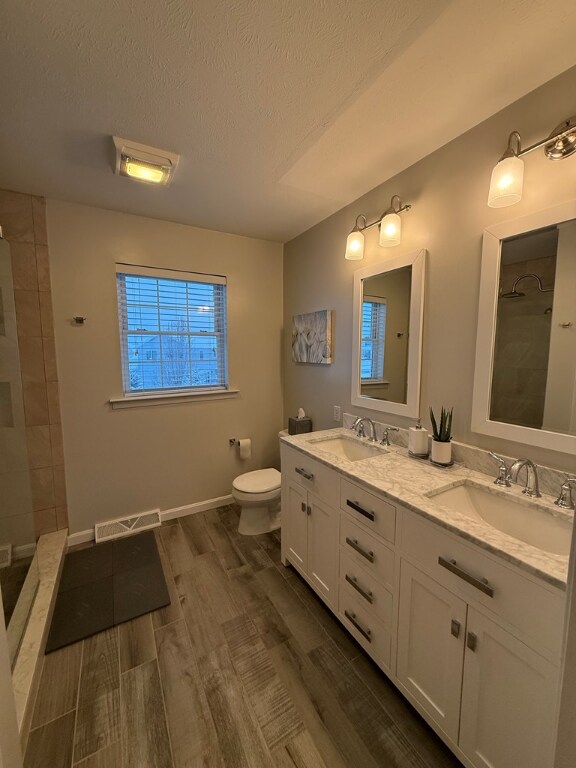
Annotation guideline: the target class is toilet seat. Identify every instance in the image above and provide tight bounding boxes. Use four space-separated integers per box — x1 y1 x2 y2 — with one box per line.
232 468 281 494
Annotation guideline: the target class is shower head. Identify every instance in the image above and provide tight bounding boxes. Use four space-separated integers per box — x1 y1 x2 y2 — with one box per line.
500 273 553 300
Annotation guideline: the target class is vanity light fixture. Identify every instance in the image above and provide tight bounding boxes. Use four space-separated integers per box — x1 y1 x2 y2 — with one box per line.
344 195 412 259
488 116 576 208
113 136 179 186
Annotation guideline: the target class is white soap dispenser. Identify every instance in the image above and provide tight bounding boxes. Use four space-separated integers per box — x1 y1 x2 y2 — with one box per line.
409 418 429 458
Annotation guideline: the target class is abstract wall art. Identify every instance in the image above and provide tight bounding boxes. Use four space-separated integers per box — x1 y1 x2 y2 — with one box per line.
291 309 333 364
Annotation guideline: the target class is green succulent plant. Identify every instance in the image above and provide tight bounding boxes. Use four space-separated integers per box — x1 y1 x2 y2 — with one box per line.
430 406 453 442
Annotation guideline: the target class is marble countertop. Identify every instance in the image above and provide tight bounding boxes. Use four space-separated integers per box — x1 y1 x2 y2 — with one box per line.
280 428 573 591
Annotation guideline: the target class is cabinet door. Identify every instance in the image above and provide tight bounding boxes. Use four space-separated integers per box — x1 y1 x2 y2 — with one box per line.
459 608 559 768
283 479 309 574
307 493 338 607
397 560 467 742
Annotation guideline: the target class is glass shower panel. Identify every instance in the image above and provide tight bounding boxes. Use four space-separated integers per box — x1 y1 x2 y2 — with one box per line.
0 235 38 666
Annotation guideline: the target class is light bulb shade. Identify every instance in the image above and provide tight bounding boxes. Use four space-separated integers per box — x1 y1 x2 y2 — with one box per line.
379 212 401 247
345 229 365 260
487 155 524 208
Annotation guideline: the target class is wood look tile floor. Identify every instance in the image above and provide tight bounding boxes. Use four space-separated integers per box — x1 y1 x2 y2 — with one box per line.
25 506 462 768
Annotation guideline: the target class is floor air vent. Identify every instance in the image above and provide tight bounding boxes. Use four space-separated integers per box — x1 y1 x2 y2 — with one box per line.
94 509 161 543
0 544 12 569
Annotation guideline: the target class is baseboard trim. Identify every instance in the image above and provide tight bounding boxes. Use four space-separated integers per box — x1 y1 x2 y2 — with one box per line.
160 494 234 522
13 543 36 560
67 494 235 547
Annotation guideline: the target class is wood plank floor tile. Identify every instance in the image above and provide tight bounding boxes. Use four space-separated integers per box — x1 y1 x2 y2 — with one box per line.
227 565 291 649
121 659 173 768
203 509 244 571
198 644 273 768
269 640 373 768
175 569 227 660
155 619 221 768
25 711 76 768
159 523 195 576
74 628 121 763
179 513 214 556
222 613 303 750
152 531 183 630
31 641 82 728
119 613 156 672
351 654 463 768
309 642 431 768
272 730 329 768
186 551 242 624
73 741 122 767
286 574 361 661
217 507 274 572
255 568 307 617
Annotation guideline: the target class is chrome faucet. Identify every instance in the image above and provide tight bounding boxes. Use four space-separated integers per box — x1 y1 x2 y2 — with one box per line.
555 478 576 510
488 452 511 487
380 426 399 446
354 417 377 442
509 458 541 498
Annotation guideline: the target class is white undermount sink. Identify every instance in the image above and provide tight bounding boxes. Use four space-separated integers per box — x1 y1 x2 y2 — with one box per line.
312 436 387 462
429 481 572 556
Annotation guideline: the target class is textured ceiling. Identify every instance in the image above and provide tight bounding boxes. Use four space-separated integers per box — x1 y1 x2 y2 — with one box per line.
1 0 576 242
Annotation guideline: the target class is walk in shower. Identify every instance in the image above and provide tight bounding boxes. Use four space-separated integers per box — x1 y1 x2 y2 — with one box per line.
0 233 39 667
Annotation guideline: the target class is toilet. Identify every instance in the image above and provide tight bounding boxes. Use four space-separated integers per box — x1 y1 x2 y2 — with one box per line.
232 468 281 535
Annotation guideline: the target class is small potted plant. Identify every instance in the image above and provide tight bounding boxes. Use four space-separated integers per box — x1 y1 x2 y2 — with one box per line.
429 406 453 465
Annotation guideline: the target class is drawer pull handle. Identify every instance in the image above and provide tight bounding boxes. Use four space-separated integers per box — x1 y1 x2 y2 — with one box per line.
295 467 314 481
438 557 494 598
345 537 375 563
347 499 375 522
301 502 306 512
344 610 372 642
345 574 374 604
451 619 461 638
467 631 478 652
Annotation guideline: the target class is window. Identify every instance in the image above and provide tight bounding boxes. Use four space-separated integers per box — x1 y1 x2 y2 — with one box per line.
361 296 386 381
116 264 228 395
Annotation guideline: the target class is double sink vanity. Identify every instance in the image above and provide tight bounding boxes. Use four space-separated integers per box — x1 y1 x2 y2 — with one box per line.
280 426 572 768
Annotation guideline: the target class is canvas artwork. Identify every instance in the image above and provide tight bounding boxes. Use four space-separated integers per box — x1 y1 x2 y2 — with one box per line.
292 309 333 364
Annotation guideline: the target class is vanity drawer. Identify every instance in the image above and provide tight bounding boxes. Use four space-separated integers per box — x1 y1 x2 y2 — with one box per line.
401 511 565 659
281 445 339 508
340 479 396 544
339 586 392 670
340 549 394 628
340 515 395 590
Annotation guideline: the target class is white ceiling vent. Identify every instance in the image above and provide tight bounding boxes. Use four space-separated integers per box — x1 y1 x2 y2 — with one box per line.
113 136 179 186
94 509 161 543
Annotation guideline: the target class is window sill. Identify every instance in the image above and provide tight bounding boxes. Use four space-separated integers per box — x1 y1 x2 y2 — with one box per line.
109 388 240 409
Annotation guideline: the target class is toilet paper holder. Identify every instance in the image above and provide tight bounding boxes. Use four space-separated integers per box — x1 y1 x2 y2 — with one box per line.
229 438 239 446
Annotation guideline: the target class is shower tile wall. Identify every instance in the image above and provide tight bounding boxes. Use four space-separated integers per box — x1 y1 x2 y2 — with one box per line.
491 254 556 430
0 189 68 543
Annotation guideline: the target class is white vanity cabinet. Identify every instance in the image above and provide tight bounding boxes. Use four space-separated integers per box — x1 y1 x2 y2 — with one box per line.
280 444 339 608
397 510 563 768
338 478 397 672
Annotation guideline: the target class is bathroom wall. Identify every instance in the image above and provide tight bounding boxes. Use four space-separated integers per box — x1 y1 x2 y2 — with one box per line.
0 190 68 543
47 201 283 535
283 64 576 473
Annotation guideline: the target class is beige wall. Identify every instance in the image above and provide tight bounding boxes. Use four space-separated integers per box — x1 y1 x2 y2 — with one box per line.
283 65 576 474
47 201 283 535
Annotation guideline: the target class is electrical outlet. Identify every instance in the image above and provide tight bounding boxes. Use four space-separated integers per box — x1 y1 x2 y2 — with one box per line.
333 405 341 422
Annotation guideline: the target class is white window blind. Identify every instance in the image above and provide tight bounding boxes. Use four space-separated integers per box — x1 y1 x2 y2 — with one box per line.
361 296 386 381
116 265 228 395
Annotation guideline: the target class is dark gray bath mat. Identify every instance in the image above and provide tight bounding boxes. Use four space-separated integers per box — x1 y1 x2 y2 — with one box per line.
45 530 170 652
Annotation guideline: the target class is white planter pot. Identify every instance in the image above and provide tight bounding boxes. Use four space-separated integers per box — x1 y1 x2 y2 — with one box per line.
431 440 452 465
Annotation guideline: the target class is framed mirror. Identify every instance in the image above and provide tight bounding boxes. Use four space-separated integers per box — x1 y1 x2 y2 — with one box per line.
351 249 426 417
472 200 576 454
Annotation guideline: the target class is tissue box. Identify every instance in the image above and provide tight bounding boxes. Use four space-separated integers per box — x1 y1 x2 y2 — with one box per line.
288 417 312 435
